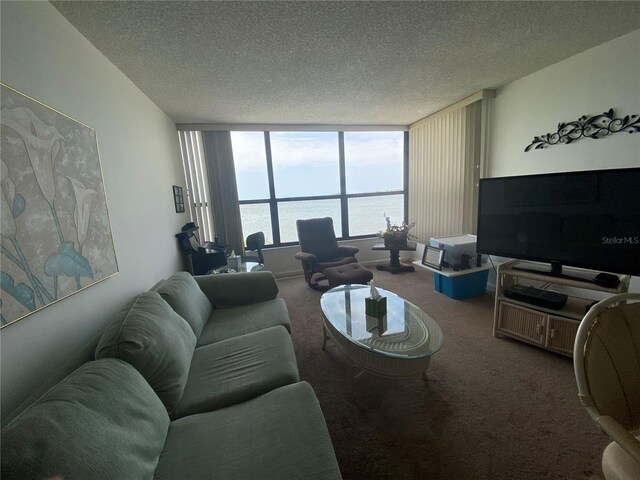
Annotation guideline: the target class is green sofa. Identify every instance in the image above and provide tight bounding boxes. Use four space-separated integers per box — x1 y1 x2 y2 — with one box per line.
1 271 341 479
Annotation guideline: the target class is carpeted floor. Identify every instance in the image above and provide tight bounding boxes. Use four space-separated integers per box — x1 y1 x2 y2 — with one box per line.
277 266 607 480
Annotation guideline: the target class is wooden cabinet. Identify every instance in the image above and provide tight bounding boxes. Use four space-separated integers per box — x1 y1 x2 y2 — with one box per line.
493 260 630 357
496 302 545 345
545 315 580 356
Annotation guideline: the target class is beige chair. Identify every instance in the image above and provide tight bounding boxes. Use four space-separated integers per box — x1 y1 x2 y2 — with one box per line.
573 293 640 480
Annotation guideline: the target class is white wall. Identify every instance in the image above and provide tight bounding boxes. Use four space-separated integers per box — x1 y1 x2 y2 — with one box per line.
487 28 640 292
0 2 189 421
488 29 640 176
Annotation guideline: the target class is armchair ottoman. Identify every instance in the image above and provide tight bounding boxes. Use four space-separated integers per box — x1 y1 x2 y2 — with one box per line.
324 263 373 288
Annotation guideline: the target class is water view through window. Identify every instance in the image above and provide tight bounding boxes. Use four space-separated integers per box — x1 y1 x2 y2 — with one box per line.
344 132 404 194
231 132 270 200
270 132 340 198
349 195 403 237
231 131 406 246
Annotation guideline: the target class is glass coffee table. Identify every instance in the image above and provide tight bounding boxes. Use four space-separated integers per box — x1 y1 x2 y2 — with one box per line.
320 284 443 400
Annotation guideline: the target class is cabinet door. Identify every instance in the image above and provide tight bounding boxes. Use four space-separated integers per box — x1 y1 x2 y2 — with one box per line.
546 316 579 356
497 302 545 345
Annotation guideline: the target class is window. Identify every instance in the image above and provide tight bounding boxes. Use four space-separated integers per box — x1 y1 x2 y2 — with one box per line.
344 131 404 194
348 194 404 237
239 203 273 244
230 130 407 246
270 132 340 198
344 131 405 235
279 199 342 243
232 132 270 201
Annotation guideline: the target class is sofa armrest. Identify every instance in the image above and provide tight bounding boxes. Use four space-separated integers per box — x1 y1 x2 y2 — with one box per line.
194 271 279 308
336 245 359 256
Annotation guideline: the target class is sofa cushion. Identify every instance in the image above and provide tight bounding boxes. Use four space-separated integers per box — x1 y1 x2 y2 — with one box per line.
95 291 196 414
196 297 291 347
172 326 299 419
194 271 280 308
156 271 212 338
1 359 169 480
155 382 341 480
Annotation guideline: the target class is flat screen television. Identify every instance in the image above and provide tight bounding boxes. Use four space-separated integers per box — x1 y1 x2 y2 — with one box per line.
477 167 640 278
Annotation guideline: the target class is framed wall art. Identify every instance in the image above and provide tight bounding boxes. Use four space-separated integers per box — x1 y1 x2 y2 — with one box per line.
173 185 185 213
422 246 445 270
1 83 118 327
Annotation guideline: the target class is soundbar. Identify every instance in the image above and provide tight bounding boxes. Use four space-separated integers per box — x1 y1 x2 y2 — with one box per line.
504 285 568 310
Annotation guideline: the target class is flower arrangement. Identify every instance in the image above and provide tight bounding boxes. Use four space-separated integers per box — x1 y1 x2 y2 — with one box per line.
379 214 416 246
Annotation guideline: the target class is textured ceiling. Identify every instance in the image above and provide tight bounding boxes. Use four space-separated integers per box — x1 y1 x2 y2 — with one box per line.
51 1 640 126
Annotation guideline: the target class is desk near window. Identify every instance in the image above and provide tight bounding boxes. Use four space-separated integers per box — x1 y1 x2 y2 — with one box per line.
372 242 416 274
176 224 227 275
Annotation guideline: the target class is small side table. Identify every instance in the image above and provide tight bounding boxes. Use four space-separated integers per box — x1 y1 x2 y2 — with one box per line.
188 250 227 275
372 242 416 274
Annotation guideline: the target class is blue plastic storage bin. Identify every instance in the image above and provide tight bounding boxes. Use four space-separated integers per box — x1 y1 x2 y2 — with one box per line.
434 269 489 299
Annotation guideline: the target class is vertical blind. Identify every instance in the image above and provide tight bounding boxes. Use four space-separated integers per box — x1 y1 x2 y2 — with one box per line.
408 100 482 243
177 130 215 242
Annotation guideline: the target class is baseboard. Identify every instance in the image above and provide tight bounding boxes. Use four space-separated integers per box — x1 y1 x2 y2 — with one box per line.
360 260 379 267
273 270 304 279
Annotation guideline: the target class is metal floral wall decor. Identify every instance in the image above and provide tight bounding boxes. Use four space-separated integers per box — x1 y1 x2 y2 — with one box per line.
1 83 118 327
525 108 640 152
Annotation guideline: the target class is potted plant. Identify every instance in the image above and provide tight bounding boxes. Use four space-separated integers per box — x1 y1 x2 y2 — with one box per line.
379 214 416 247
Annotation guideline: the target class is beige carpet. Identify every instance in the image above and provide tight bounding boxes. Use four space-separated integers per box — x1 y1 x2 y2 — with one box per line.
276 266 606 480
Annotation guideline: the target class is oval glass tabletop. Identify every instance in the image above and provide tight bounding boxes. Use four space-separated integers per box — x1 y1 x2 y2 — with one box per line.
320 284 443 359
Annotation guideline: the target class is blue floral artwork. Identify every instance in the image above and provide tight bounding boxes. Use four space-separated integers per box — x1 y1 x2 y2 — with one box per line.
1 83 118 326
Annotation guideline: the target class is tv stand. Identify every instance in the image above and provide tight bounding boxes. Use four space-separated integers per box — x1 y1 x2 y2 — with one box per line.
493 260 630 357
511 262 619 286
549 261 563 277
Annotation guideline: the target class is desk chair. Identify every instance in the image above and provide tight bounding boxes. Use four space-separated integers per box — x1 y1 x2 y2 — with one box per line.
175 224 226 275
245 231 265 264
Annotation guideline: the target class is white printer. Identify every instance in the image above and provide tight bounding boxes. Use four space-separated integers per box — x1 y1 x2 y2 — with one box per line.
429 234 480 269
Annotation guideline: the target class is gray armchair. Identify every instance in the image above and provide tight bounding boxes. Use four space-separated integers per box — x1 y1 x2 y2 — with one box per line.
294 217 359 289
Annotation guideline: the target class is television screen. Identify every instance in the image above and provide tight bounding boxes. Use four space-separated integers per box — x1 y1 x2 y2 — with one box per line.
477 168 640 276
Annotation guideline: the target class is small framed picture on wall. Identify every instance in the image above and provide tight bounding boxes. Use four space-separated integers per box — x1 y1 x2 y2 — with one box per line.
173 185 185 213
422 246 445 270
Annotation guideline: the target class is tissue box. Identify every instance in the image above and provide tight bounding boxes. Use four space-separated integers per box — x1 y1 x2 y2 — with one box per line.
365 296 387 319
226 255 240 271
366 314 388 335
